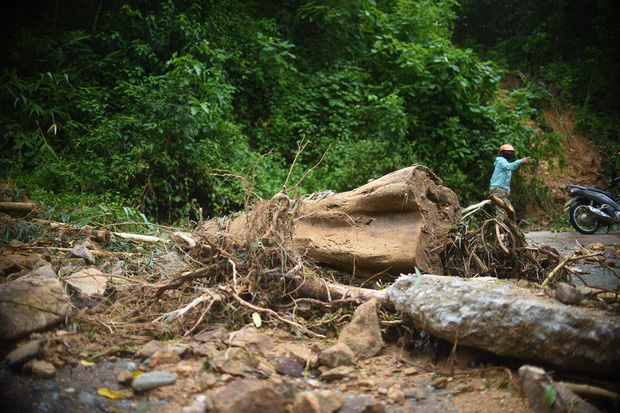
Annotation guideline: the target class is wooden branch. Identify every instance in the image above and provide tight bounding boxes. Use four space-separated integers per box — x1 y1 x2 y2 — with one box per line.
112 232 169 244
488 195 516 221
293 276 387 305
220 285 325 339
272 297 362 310
0 202 38 212
30 219 111 242
172 231 196 248
557 382 620 400
494 223 510 254
461 199 492 219
150 261 231 298
541 252 604 287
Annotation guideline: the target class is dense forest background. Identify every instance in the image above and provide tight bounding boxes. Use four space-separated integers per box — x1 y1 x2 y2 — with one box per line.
1 0 618 223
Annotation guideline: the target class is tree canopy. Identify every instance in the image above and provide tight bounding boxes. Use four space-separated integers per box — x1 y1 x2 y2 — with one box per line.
1 0 601 220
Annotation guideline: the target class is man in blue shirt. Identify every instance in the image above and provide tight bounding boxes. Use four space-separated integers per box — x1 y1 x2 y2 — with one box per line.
489 144 530 219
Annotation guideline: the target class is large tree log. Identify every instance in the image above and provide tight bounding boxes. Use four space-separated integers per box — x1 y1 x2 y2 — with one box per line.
292 165 461 277
386 274 620 376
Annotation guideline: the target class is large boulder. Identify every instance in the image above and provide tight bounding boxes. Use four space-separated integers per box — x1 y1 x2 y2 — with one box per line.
293 165 461 276
0 268 71 341
386 274 620 376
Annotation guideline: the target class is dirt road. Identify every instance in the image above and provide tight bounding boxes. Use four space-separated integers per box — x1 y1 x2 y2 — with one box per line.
525 230 620 289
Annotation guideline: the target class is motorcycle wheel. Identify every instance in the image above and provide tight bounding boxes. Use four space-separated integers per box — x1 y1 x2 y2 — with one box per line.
569 203 600 234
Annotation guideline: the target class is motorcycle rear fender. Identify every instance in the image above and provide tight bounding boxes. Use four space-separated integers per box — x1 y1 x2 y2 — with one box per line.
568 188 615 206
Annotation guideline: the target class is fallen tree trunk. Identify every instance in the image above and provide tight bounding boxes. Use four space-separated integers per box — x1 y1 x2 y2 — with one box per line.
386 274 620 376
292 165 461 277
0 202 38 213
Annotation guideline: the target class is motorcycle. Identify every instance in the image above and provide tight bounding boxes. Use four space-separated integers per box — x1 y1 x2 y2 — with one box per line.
565 176 620 234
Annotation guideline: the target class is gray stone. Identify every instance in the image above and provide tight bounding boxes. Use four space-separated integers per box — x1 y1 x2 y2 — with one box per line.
131 371 176 392
65 268 108 297
338 395 384 413
270 356 303 378
0 276 71 341
68 245 96 265
29 265 57 279
386 274 620 375
6 340 42 368
554 282 585 305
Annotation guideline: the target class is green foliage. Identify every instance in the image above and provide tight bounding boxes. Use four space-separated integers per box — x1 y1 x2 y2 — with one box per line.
1 0 563 220
544 385 557 407
575 109 620 176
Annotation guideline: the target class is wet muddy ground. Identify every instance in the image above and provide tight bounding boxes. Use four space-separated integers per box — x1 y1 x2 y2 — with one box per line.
525 230 620 289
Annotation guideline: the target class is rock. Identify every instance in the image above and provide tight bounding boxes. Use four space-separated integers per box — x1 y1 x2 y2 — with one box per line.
320 366 357 382
175 363 196 377
554 283 585 305
228 326 274 354
207 347 258 377
0 274 71 341
270 356 303 378
317 342 356 368
338 395 384 413
136 340 164 359
193 343 218 358
337 299 383 359
6 340 42 368
29 265 57 279
386 274 620 375
293 390 342 413
183 394 208 413
131 371 176 392
402 367 419 376
0 254 45 276
519 365 602 413
284 343 319 368
68 245 96 265
148 350 181 368
116 370 134 386
27 359 57 379
199 372 217 390
195 326 229 343
65 268 108 297
167 344 190 357
430 377 448 389
291 165 461 276
387 385 405 403
209 377 287 413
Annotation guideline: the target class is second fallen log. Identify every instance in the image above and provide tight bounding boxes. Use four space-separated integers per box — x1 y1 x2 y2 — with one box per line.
386 274 620 376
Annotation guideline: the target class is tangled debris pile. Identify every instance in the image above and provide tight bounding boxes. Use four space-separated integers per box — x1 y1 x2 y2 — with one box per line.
1 167 620 412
